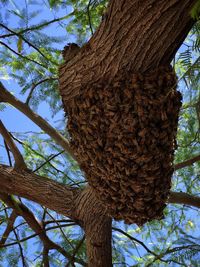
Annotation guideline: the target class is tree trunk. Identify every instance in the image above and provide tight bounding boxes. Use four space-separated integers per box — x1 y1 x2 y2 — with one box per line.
59 1 197 264
74 187 112 267
59 0 196 101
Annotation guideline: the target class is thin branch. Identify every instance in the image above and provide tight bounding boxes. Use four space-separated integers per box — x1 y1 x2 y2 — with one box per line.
178 56 200 82
10 134 64 173
168 192 200 208
0 41 47 68
44 219 75 226
87 0 94 35
0 120 27 170
3 208 28 267
9 133 78 185
112 227 158 257
66 235 85 267
0 210 17 245
0 23 58 65
0 223 76 248
0 14 74 38
0 82 76 160
45 210 75 251
0 193 86 266
13 228 28 267
4 140 12 167
146 244 200 267
33 150 64 172
26 77 58 105
174 154 200 170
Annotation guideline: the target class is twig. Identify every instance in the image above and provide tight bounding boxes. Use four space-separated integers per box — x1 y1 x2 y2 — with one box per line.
13 227 28 267
0 14 74 38
178 56 200 82
0 23 58 65
10 133 79 185
0 41 47 68
33 150 64 172
45 210 76 251
0 223 76 248
112 227 158 257
26 77 58 105
0 120 27 170
3 208 27 267
4 140 12 167
44 219 75 226
66 235 85 267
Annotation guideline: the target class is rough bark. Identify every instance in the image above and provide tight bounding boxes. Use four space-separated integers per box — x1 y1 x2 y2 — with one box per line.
1 165 200 215
169 192 200 208
59 0 196 102
0 165 79 219
0 0 198 266
74 187 112 267
0 166 112 266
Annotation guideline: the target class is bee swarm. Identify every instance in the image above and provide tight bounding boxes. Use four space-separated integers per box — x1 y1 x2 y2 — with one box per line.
63 66 182 225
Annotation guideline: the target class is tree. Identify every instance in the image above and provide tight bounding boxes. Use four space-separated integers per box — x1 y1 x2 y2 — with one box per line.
0 0 200 266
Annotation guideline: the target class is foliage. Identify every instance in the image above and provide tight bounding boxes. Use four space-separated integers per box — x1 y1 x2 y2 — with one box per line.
0 0 200 266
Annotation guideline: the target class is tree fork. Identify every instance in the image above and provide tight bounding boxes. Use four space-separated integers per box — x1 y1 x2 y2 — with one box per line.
59 1 197 265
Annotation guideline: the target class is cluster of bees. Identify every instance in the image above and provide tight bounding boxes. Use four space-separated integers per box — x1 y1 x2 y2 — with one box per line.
65 66 182 225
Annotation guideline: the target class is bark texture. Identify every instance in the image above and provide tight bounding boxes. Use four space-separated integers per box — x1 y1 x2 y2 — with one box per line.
58 0 197 265
0 1 198 267
59 0 195 101
1 165 200 267
74 187 112 267
0 165 79 219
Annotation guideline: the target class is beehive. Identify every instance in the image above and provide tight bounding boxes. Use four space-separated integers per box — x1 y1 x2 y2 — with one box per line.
64 66 182 225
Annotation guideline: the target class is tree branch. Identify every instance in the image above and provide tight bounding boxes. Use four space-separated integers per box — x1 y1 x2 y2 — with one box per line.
26 77 58 105
0 82 76 160
168 192 200 208
0 41 46 68
0 23 55 64
174 154 200 170
0 165 79 219
0 120 27 170
112 227 158 257
0 210 17 245
0 15 74 38
0 193 86 266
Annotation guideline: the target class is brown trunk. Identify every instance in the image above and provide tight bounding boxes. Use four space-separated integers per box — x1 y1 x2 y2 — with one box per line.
74 187 112 267
58 0 197 266
59 0 195 102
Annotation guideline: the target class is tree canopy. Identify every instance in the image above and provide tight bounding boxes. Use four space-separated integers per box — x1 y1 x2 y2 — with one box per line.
0 0 200 266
